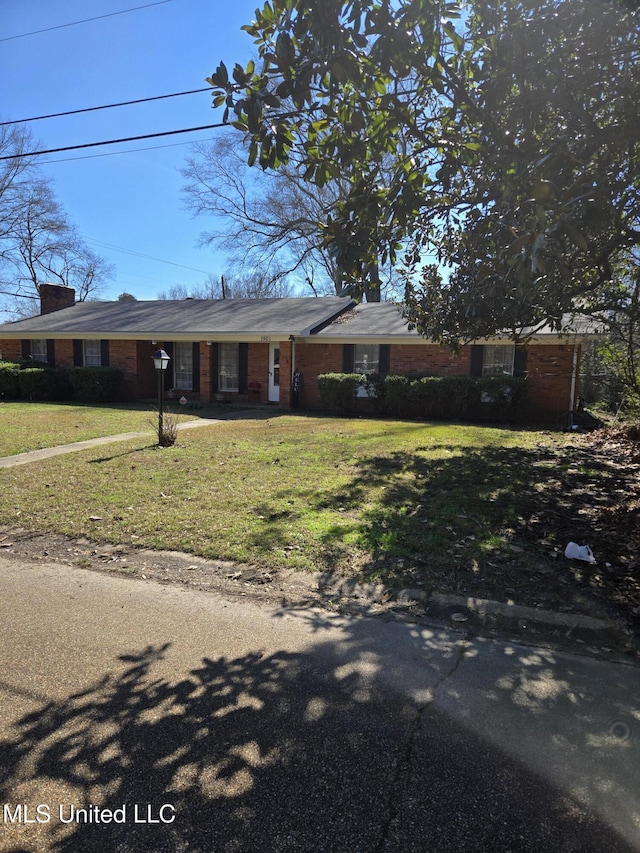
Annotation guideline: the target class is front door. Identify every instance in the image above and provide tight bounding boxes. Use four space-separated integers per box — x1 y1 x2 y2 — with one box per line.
268 342 280 403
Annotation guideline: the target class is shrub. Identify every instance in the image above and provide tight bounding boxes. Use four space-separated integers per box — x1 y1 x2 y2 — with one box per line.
360 372 387 414
319 372 526 421
67 367 125 403
476 376 526 420
18 367 72 401
317 373 361 414
0 361 20 399
149 405 180 447
383 375 412 416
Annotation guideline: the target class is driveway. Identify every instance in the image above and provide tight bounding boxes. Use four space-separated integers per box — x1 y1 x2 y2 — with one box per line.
0 555 638 852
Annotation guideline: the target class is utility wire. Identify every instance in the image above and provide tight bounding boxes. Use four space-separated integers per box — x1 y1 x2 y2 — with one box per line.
0 1 174 43
86 238 212 275
0 89 211 127
0 289 38 300
41 136 216 165
0 123 229 160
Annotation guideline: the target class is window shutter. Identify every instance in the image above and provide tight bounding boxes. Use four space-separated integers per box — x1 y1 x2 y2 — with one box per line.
21 340 30 359
379 344 391 376
100 340 110 367
73 339 83 366
469 345 484 377
46 339 55 365
514 346 527 377
192 342 200 391
343 344 355 373
238 343 248 394
163 342 174 391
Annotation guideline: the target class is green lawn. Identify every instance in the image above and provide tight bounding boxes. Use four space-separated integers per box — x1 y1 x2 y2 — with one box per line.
0 411 579 594
0 401 217 456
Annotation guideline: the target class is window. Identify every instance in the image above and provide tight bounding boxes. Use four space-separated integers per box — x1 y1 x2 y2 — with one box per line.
354 344 380 375
482 345 515 377
30 339 48 362
219 343 239 391
174 342 193 389
83 340 102 366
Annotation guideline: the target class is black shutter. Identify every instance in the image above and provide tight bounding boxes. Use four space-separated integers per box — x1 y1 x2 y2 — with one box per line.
191 342 200 391
73 339 83 366
514 346 528 377
46 339 55 365
343 344 355 373
379 344 391 376
210 344 219 393
238 343 248 394
163 342 174 391
100 340 110 367
470 345 484 377
21 340 30 359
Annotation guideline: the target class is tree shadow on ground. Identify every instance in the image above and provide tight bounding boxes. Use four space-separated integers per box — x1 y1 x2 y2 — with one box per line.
258 433 639 624
0 613 637 852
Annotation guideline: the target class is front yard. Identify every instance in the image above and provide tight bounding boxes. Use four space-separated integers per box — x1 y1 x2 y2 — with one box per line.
0 401 218 456
0 404 638 625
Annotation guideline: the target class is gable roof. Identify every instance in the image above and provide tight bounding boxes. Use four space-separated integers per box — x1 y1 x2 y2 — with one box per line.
0 295 601 344
0 297 354 341
315 302 602 343
316 302 412 339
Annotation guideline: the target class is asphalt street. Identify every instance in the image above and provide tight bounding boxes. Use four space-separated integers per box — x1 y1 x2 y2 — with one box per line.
0 556 638 852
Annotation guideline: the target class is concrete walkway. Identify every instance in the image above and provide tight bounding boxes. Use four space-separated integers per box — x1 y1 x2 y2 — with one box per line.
0 418 219 469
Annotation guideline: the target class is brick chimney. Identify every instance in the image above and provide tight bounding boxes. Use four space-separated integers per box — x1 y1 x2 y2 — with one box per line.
39 283 76 315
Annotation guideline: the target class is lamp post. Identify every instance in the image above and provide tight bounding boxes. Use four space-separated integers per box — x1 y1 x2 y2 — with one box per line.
152 348 170 445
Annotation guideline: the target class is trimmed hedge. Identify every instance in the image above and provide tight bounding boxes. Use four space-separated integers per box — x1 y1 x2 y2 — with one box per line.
17 367 72 401
0 361 124 403
318 372 526 421
317 373 362 414
0 361 20 399
67 367 124 403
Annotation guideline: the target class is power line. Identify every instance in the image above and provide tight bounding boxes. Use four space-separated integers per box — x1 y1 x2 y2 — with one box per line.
41 136 216 165
0 1 174 43
0 89 211 127
86 238 212 275
0 289 38 300
0 123 229 160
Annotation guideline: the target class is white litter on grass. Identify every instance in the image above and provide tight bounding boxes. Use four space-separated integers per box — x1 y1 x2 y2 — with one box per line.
564 542 596 563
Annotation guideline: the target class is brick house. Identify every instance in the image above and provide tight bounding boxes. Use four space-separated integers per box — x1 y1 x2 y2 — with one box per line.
0 283 592 421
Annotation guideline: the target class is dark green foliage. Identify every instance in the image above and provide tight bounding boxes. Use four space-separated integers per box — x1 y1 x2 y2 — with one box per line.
17 368 72 402
317 373 362 414
67 367 125 403
216 0 639 339
319 372 526 421
0 361 20 399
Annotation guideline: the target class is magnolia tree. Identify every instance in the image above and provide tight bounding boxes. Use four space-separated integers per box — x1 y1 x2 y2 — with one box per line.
207 0 639 342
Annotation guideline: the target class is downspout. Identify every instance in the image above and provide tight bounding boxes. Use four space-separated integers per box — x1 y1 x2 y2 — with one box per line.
289 334 296 394
568 342 579 430
289 335 296 375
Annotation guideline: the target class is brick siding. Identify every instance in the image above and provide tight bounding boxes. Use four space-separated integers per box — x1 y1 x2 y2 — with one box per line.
0 339 23 362
293 340 579 421
0 334 581 421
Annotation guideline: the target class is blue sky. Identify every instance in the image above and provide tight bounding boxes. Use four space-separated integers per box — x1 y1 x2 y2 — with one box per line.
1 0 261 301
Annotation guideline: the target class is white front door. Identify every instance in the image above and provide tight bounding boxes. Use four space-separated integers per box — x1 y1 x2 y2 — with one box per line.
268 342 280 403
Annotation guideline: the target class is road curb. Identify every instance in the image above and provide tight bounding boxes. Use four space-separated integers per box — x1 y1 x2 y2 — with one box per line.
428 591 612 632
316 575 637 659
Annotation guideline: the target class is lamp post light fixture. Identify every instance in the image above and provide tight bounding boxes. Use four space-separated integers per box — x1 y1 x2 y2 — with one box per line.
152 348 170 445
